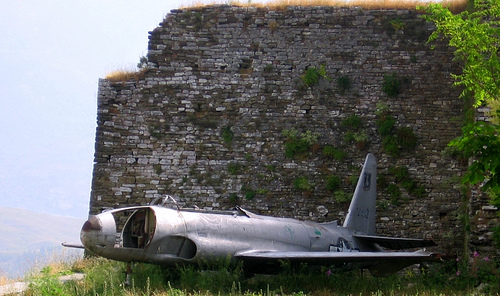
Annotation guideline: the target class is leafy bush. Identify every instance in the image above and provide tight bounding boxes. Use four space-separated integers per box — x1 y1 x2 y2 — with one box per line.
390 166 409 182
229 193 238 204
397 127 418 149
387 184 401 205
264 64 274 73
241 185 256 200
221 126 234 144
283 129 319 159
382 135 400 157
137 55 148 69
326 175 342 192
333 190 351 203
377 114 396 137
285 140 310 158
323 145 347 161
376 102 418 156
342 114 363 130
337 75 352 94
301 65 329 87
385 166 425 200
227 162 242 175
293 176 313 191
389 18 405 31
382 73 401 97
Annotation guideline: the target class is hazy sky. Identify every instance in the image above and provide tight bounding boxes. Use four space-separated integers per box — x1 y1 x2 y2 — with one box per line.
0 0 427 219
0 0 215 219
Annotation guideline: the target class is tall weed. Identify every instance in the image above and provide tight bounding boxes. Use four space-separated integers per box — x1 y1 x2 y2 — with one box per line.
24 255 500 295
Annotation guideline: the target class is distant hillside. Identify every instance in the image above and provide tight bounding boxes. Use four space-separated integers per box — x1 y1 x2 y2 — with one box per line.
0 207 85 278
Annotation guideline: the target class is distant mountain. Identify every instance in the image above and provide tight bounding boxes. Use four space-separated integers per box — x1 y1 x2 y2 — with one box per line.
0 207 86 278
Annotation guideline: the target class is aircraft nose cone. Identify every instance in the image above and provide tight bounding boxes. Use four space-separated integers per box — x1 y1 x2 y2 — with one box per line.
81 215 102 249
80 213 116 252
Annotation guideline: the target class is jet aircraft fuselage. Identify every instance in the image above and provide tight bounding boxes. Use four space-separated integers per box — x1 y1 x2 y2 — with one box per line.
77 154 439 276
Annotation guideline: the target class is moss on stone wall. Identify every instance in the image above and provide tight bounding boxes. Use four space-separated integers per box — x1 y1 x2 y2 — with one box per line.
91 5 470 255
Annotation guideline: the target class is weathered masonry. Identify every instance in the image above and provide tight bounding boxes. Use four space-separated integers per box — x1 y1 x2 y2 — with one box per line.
90 5 498 256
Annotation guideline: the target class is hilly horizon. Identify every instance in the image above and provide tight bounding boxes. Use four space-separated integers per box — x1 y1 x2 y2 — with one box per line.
0 207 86 278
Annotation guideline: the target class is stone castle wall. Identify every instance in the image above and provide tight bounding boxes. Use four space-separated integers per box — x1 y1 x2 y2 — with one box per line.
90 5 479 255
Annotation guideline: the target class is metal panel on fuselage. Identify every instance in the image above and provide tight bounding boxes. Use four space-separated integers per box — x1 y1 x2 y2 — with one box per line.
104 207 359 265
176 210 334 260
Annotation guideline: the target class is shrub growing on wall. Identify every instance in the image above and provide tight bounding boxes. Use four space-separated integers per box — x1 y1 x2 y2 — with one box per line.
375 102 418 156
382 73 401 97
283 129 319 159
301 65 330 87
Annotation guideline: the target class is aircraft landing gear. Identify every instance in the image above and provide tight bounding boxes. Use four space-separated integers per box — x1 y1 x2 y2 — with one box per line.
124 263 133 287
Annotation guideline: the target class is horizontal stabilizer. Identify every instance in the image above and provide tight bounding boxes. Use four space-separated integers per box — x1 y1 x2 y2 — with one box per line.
353 234 437 250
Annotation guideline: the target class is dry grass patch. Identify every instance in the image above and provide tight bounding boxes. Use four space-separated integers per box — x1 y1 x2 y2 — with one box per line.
180 0 220 9
181 0 468 13
0 274 13 286
105 68 146 82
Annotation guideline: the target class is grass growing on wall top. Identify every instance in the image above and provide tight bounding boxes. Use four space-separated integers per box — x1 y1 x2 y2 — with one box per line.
182 0 468 13
105 68 146 82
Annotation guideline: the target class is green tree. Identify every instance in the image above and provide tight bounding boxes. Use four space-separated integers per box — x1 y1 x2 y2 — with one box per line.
422 0 500 205
422 0 500 107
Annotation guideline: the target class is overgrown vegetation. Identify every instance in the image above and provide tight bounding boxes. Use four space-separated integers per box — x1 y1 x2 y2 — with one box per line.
293 176 313 191
25 255 500 295
379 166 426 205
227 162 243 175
300 65 330 87
382 73 401 97
375 102 418 157
422 0 500 245
282 129 319 159
341 114 369 150
322 145 347 161
241 185 256 200
221 126 234 145
336 75 351 94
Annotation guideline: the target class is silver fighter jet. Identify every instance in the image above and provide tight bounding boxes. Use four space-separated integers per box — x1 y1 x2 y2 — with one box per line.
74 154 440 276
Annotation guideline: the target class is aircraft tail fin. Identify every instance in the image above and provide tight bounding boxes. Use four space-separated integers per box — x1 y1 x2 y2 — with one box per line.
343 153 377 235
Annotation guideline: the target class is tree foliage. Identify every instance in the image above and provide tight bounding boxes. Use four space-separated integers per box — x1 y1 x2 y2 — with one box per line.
450 122 500 194
422 0 500 107
422 0 500 205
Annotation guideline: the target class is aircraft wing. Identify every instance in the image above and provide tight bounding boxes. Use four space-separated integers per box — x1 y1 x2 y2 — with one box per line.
353 234 437 250
235 250 440 265
235 250 441 276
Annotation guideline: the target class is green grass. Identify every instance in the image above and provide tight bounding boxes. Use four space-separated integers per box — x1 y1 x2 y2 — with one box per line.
23 255 500 296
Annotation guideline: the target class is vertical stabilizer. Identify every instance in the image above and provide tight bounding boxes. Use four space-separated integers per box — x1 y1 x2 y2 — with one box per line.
343 153 377 235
